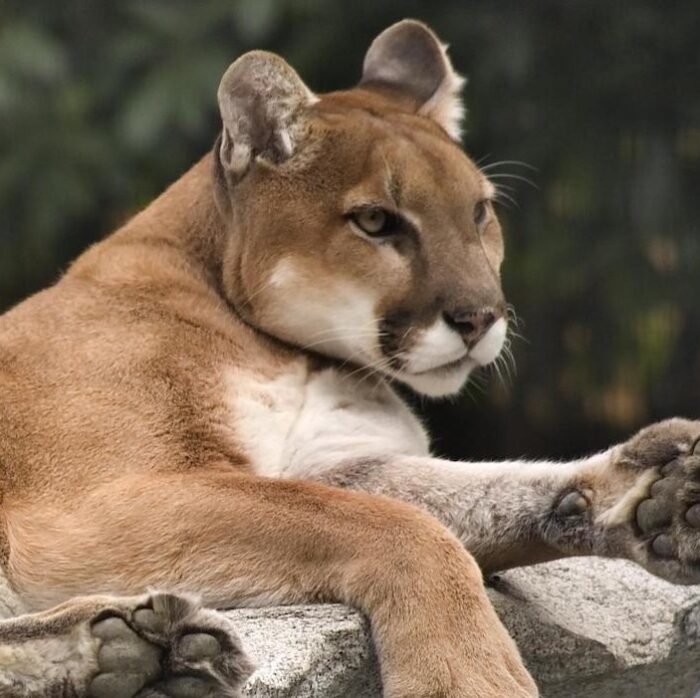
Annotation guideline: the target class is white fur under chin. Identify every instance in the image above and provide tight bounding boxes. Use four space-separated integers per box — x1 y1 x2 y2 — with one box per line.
263 258 507 399
397 358 476 397
395 317 508 397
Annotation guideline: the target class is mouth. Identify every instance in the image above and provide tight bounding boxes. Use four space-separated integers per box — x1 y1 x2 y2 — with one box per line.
365 316 509 397
385 351 477 398
404 352 472 376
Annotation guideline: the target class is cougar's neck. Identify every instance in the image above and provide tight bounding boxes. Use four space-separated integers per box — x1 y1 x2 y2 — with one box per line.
131 152 227 277
69 152 229 292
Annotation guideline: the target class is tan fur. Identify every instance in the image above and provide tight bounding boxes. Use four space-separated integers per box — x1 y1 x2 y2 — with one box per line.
3 19 699 698
0 21 537 697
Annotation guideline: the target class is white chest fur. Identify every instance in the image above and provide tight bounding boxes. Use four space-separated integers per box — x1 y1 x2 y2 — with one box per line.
222 363 430 478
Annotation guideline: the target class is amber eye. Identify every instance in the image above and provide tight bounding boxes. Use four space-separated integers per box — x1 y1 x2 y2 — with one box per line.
350 208 402 237
474 200 489 227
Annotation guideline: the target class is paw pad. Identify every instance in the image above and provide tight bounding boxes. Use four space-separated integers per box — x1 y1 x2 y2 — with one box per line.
630 445 700 581
556 491 589 517
178 633 221 661
686 503 700 528
87 593 252 698
650 533 675 558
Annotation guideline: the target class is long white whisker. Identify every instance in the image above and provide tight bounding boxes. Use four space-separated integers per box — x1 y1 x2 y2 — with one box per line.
492 181 517 192
480 160 538 172
463 369 487 403
243 278 275 304
506 303 522 326
487 172 539 189
340 355 395 390
500 347 516 382
493 191 519 209
298 331 384 353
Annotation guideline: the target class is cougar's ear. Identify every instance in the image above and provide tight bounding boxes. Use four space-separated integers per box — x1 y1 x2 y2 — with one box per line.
360 20 465 140
217 51 317 178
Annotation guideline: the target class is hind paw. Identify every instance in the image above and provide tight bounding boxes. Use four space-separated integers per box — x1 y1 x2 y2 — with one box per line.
87 593 253 698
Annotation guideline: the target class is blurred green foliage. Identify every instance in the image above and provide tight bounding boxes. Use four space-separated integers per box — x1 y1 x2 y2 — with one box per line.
1 0 699 459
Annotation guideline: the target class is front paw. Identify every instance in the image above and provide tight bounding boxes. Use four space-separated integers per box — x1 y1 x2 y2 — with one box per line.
602 418 700 583
617 418 700 471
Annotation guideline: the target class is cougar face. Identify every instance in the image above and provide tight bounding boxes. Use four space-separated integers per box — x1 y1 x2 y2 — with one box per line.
214 22 507 396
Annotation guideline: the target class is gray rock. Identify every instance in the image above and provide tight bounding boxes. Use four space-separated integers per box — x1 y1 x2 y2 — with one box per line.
228 558 700 697
230 605 380 697
489 559 700 697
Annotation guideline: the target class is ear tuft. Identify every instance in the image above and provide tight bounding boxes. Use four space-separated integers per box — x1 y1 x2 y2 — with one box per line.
360 20 465 140
217 51 316 178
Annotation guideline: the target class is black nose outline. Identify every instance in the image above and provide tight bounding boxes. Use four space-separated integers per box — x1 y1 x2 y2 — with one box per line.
443 307 500 346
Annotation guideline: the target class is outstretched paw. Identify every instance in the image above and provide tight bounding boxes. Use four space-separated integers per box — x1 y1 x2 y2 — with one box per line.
88 592 253 698
631 437 700 584
599 418 700 584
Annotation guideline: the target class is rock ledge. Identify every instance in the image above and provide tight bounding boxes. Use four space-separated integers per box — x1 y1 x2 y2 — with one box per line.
227 559 700 697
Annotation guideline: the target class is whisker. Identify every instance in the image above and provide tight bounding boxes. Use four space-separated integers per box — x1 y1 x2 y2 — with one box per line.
243 278 274 304
505 303 522 325
500 344 517 381
400 325 414 344
487 172 539 190
507 328 529 344
463 370 487 403
491 181 517 193
301 330 381 343
493 191 519 209
492 357 504 387
342 355 395 390
479 160 538 173
298 332 383 353
473 152 493 166
491 353 513 389
303 324 385 337
506 322 527 346
295 323 390 357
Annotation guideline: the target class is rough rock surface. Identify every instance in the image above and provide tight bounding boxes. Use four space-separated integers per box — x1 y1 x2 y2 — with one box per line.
227 558 700 697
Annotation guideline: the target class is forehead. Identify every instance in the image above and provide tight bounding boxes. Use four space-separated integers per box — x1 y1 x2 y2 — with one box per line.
311 93 487 205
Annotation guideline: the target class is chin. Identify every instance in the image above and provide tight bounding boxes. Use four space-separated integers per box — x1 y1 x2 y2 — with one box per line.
394 358 477 398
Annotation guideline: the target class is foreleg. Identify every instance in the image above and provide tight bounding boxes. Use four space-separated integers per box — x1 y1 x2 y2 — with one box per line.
298 419 700 582
4 471 537 698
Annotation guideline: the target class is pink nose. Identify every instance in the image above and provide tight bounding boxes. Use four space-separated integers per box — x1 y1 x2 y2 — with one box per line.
443 308 498 345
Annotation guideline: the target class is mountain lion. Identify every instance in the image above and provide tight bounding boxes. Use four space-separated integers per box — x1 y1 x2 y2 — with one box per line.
1 18 699 698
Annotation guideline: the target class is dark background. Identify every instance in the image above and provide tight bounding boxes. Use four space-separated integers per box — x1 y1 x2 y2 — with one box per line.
1 1 699 460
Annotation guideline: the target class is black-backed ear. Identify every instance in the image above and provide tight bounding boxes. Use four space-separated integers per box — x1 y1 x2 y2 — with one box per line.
217 51 316 178
360 20 465 140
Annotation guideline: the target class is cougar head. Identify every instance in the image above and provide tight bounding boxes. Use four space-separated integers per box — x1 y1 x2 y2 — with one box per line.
214 20 507 397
